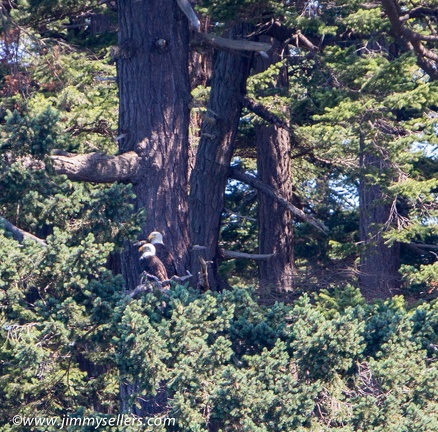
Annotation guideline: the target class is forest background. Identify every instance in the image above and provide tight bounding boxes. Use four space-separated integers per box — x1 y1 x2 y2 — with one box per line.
1 0 438 430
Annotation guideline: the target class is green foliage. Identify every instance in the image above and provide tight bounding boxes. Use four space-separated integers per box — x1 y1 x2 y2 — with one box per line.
2 202 438 430
342 8 390 34
0 229 125 424
1 0 438 429
199 0 280 24
4 286 437 430
221 172 259 286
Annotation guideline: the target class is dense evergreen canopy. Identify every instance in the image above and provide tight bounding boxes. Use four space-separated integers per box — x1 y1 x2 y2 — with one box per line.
1 0 438 429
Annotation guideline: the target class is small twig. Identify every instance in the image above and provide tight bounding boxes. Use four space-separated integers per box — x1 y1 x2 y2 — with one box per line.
170 271 193 284
224 208 256 222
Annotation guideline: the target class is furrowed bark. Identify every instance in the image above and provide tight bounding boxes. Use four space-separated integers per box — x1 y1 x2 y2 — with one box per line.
116 0 191 417
117 0 191 296
359 141 401 300
253 43 295 293
256 122 295 292
189 23 253 290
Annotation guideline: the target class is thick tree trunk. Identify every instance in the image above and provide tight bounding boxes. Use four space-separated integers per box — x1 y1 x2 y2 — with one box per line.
117 0 191 290
254 48 294 294
256 124 294 293
189 24 253 290
359 150 401 300
188 16 213 178
116 0 191 415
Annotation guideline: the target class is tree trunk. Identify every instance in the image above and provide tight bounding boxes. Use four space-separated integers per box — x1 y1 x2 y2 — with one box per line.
188 16 213 178
254 48 294 295
359 150 401 300
256 124 294 294
116 0 191 415
117 0 191 290
189 24 253 290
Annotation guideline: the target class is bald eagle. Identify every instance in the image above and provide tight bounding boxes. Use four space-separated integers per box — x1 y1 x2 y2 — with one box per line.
138 243 168 283
147 231 177 277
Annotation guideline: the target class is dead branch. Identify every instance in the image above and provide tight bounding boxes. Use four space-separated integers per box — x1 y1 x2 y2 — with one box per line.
294 30 318 53
50 150 141 183
0 216 47 246
94 76 116 82
224 207 256 222
129 271 193 298
405 242 438 256
130 272 169 298
195 32 272 53
129 284 152 298
198 256 211 291
171 271 193 284
220 249 274 261
399 7 438 22
229 167 327 233
176 0 200 31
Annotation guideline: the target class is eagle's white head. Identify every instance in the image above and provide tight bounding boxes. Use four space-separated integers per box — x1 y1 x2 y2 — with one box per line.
138 243 156 259
147 231 164 245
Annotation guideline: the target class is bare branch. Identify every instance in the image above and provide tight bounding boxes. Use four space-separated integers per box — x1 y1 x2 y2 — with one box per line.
0 216 47 246
129 271 193 298
224 207 256 222
198 256 211 291
242 96 291 132
176 0 200 31
50 151 141 183
229 167 327 233
294 30 318 53
171 271 193 284
195 32 272 53
409 242 438 251
400 7 438 22
220 249 275 261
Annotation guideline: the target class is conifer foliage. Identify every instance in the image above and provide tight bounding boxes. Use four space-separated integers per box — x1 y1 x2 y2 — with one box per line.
1 0 438 429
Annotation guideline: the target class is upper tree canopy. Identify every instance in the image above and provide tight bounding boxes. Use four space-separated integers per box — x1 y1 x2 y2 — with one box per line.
1 0 437 295
1 0 438 427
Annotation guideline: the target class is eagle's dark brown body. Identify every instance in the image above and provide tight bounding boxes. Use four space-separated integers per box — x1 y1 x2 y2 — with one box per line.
138 243 168 282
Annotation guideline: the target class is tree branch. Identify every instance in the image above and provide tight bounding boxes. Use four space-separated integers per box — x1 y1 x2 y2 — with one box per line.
50 150 141 183
176 0 200 31
194 32 272 53
294 30 318 54
409 242 438 252
0 216 47 246
242 96 291 132
381 0 438 79
198 256 211 291
400 7 438 22
229 167 327 233
220 249 275 261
